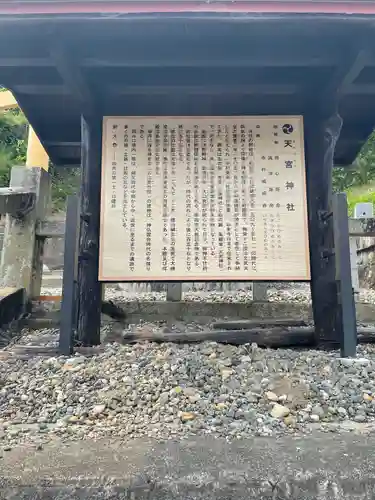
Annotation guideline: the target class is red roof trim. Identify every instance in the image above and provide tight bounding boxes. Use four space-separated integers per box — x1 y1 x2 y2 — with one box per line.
0 1 375 16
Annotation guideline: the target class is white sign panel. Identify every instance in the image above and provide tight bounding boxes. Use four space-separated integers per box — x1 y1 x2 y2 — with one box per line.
99 116 310 281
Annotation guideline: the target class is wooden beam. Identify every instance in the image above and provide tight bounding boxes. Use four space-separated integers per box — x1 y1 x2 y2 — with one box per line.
82 53 337 69
339 121 375 138
103 96 306 118
11 85 68 95
0 57 51 67
122 326 317 348
44 141 80 147
59 195 79 355
76 116 102 346
75 35 342 66
332 192 357 357
109 84 300 95
119 326 375 348
337 50 369 95
324 48 370 100
344 84 375 94
304 113 340 347
212 319 307 329
49 40 97 119
0 53 338 69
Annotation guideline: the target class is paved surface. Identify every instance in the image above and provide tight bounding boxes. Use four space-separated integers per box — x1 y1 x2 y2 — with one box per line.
1 432 375 499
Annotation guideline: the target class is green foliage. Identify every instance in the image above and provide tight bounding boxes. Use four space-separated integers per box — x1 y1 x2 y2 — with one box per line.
332 166 353 192
50 165 80 212
0 109 27 186
332 130 375 215
0 87 79 211
333 131 375 192
347 189 375 217
332 159 375 193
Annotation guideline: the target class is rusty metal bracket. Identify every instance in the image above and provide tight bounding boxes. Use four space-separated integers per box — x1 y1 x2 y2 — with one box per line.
321 249 335 259
318 209 333 222
78 252 91 262
80 212 91 223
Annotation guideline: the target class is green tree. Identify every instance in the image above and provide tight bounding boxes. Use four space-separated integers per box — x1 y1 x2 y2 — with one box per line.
333 130 375 192
332 166 355 192
0 88 79 212
0 108 27 185
50 165 80 212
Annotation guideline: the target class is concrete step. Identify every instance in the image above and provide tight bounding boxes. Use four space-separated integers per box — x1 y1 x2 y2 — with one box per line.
1 432 374 499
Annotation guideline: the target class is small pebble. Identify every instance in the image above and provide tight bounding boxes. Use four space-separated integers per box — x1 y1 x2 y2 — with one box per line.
180 412 196 422
265 391 279 402
271 404 290 419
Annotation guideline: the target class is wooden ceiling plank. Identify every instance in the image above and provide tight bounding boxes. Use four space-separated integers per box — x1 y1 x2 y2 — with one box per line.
109 84 301 95
49 37 97 119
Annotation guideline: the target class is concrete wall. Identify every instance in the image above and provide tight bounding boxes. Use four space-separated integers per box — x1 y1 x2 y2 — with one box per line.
356 236 375 288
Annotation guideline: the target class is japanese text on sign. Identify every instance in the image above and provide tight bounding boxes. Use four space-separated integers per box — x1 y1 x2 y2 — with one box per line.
99 116 310 281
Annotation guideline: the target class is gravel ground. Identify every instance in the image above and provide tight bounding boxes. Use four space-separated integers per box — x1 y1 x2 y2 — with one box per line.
2 326 375 451
1 284 375 452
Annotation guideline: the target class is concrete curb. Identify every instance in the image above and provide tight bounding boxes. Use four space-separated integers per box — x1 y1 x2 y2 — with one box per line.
30 299 375 326
1 432 375 499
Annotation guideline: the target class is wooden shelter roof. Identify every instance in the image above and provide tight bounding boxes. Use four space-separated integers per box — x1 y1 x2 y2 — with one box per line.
0 2 375 166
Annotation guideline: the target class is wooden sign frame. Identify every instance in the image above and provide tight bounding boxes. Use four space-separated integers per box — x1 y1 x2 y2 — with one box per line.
99 116 310 282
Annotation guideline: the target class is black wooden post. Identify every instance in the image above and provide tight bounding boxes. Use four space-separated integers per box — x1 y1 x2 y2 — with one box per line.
77 116 102 345
304 112 342 347
332 192 357 357
59 195 79 355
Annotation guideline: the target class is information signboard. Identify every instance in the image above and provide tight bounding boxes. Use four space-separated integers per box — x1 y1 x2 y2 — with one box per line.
99 116 310 281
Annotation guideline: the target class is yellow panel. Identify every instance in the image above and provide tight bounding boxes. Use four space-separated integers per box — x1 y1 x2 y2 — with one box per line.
26 127 49 171
0 90 18 110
